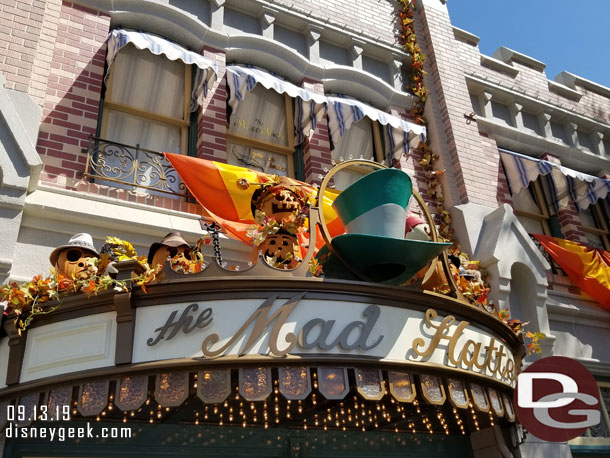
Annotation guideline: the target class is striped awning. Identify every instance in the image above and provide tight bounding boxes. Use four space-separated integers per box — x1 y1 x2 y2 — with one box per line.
227 65 427 159
500 149 610 210
105 29 218 111
325 95 427 160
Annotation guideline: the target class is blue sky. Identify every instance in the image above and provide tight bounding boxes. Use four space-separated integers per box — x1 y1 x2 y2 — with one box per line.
446 0 610 89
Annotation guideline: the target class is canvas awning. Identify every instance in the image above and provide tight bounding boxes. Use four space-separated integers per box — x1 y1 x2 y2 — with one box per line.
226 64 427 158
500 149 610 211
105 29 218 111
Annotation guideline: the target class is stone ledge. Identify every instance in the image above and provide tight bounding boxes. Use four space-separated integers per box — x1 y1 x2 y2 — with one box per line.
452 26 479 46
493 46 546 72
480 55 519 78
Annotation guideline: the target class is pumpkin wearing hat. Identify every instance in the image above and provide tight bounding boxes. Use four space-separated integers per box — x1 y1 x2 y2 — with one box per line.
148 232 192 270
251 176 308 224
50 233 99 280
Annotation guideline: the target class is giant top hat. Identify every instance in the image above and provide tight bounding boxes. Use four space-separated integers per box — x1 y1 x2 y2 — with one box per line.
320 168 451 285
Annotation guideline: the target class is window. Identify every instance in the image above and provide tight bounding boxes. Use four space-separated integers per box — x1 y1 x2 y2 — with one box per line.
101 44 191 154
578 201 610 250
227 84 295 177
511 178 554 236
330 118 383 190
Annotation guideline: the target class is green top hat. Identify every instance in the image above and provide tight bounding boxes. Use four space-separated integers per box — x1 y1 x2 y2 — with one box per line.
322 168 450 285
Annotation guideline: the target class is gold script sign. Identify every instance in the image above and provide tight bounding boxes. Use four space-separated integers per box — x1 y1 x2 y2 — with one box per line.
412 309 516 382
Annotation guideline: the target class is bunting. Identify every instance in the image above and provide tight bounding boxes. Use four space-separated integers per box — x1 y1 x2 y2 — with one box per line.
106 29 218 111
500 149 610 211
534 234 610 309
163 153 344 248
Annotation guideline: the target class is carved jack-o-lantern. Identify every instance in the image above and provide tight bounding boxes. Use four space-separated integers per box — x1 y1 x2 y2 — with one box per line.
257 188 303 221
259 233 301 268
55 247 96 279
150 245 191 269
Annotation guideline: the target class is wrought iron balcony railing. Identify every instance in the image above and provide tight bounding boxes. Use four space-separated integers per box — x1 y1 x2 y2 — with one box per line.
83 136 188 197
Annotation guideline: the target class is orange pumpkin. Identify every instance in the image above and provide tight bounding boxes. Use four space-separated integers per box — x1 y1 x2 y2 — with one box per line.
259 233 301 268
54 248 96 279
257 188 303 221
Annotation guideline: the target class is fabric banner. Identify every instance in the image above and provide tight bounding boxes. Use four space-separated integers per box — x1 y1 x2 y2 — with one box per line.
500 149 610 211
533 234 610 308
164 153 344 248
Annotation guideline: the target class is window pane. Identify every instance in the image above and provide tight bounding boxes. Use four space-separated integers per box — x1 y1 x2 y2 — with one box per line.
228 85 288 146
105 110 181 154
513 188 545 234
331 118 374 162
108 45 185 120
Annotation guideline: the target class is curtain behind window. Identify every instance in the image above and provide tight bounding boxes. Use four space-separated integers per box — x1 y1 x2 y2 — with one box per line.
104 45 184 154
330 119 374 191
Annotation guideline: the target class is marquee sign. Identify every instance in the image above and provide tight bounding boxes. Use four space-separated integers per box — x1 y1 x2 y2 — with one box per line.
133 295 517 387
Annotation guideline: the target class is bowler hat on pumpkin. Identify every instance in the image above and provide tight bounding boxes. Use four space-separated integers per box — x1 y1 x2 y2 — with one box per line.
147 231 191 264
49 233 99 267
320 168 451 285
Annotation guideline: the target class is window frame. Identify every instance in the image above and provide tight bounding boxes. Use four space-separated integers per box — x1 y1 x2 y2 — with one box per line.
579 201 610 251
226 91 296 177
100 47 193 155
512 177 552 236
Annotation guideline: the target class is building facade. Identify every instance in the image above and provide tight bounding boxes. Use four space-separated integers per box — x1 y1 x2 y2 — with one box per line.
0 0 609 457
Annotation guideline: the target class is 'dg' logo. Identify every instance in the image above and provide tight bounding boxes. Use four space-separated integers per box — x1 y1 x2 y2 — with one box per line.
514 356 600 442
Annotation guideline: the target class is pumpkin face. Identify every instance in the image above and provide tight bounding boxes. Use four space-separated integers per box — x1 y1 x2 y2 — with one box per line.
259 233 300 268
258 189 303 221
151 245 191 269
55 248 96 279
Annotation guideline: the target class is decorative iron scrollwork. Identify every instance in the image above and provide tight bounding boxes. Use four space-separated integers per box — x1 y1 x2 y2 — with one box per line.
84 136 188 197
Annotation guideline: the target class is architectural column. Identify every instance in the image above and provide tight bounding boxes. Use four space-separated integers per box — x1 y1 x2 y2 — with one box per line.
480 91 494 119
300 79 331 184
538 112 553 139
210 0 225 31
349 38 365 71
415 0 501 253
566 121 579 148
390 52 406 92
260 7 277 40
509 102 524 130
591 131 604 157
306 26 323 64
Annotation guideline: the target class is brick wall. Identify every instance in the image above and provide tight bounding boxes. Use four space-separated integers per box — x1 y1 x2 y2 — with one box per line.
268 0 399 47
36 1 110 189
197 46 228 161
0 0 62 103
414 4 500 208
453 30 610 133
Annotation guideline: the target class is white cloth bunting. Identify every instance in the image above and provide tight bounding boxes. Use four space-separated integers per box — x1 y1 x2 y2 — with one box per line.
500 149 610 210
105 29 218 112
227 64 426 158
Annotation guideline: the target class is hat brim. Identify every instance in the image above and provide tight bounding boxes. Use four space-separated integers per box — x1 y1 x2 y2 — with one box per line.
318 234 451 285
147 241 191 264
49 245 98 267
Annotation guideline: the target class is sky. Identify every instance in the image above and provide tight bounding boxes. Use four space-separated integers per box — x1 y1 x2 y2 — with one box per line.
446 0 610 89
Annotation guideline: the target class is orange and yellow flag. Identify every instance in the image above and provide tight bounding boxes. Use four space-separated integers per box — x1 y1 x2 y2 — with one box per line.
534 234 610 309
164 153 344 248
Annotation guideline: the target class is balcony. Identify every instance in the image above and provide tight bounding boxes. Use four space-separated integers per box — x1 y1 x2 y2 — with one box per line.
83 137 188 198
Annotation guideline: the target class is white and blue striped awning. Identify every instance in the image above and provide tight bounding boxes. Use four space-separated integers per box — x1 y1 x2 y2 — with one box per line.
500 149 610 211
325 95 427 161
227 64 426 158
105 29 218 111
